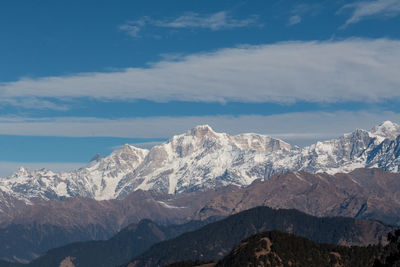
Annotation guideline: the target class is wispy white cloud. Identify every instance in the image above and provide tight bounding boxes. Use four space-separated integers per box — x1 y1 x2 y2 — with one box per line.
288 15 302 26
1 97 69 110
119 11 260 38
119 21 144 38
118 16 153 38
1 39 400 107
341 0 400 27
288 3 322 26
0 111 398 146
157 11 260 30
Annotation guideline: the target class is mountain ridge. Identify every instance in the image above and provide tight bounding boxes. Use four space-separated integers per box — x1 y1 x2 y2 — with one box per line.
192 168 400 226
2 168 400 263
0 121 399 204
126 206 391 267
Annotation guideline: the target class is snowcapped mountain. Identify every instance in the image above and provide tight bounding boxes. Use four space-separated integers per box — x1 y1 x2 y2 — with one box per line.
370 120 400 140
1 121 400 203
115 125 291 197
0 144 148 202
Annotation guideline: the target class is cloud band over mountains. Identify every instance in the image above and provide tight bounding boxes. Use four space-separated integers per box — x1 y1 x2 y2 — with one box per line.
1 39 399 108
0 110 398 142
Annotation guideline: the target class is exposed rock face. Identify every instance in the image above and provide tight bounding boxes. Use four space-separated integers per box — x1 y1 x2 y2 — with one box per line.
0 121 400 204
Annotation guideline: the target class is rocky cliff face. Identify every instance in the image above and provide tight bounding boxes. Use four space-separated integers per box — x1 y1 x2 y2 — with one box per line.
1 121 400 204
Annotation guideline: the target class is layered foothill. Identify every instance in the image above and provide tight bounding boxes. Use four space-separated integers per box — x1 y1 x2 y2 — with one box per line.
193 168 400 226
126 206 391 267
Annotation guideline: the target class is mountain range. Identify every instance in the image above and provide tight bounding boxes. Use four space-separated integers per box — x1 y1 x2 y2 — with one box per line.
22 206 394 267
1 121 400 206
126 206 390 267
1 121 400 264
0 188 229 262
3 168 400 263
193 168 400 226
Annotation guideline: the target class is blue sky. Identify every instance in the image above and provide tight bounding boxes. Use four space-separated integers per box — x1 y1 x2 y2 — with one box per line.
0 0 400 175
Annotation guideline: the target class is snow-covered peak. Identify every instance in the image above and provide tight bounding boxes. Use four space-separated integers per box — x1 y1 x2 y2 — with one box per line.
187 125 218 138
0 143 151 202
9 167 54 179
160 125 290 159
144 126 222 162
370 121 400 140
114 144 149 156
6 166 30 179
232 133 291 152
343 128 369 138
2 122 400 203
16 166 27 174
116 126 294 196
86 144 148 170
90 154 103 163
